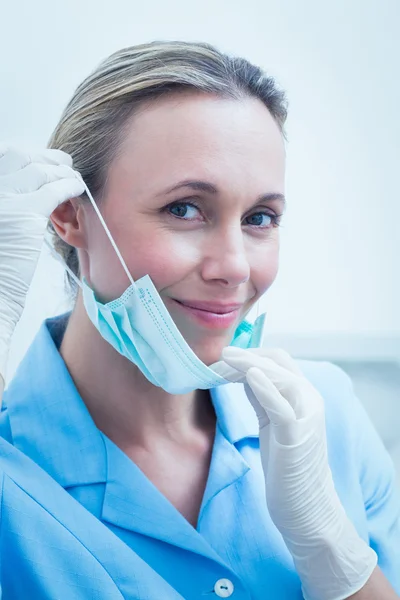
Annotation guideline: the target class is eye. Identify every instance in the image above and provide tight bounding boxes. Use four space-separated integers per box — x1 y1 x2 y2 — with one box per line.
167 202 201 220
244 212 280 228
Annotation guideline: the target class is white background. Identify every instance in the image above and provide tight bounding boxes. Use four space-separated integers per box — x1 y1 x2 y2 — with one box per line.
1 0 400 466
2 0 400 372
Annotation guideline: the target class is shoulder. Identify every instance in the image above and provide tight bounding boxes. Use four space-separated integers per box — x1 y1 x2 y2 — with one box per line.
295 359 356 429
295 359 396 483
0 402 12 444
293 359 378 466
296 358 352 396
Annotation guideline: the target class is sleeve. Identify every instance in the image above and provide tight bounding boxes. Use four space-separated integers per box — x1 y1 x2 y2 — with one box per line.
0 402 12 444
0 466 3 594
332 364 400 593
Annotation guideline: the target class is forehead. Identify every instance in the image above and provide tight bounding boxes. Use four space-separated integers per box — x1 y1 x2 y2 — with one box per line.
111 92 286 195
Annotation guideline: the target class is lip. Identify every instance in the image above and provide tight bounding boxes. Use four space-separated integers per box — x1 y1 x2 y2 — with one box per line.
175 300 243 314
171 298 243 329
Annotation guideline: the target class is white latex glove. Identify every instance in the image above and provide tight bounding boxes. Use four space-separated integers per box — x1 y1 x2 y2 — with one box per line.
216 346 377 600
0 145 85 390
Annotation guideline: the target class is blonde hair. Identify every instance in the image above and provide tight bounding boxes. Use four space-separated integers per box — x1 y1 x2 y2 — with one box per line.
48 40 288 294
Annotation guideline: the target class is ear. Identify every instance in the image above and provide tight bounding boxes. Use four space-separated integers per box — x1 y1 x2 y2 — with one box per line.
50 199 87 249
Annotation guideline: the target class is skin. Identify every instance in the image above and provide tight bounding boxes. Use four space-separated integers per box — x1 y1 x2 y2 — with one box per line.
73 91 284 363
50 91 398 597
51 91 285 526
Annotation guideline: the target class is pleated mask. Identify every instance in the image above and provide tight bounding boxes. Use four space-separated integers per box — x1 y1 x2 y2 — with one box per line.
47 173 267 394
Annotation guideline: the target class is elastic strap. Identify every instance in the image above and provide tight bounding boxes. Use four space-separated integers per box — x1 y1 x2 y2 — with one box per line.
75 172 135 287
46 171 136 289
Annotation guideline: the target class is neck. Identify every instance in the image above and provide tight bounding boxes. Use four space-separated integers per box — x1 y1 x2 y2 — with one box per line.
60 294 216 452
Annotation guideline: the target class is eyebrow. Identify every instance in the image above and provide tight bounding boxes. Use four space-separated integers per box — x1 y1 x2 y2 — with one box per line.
161 179 286 207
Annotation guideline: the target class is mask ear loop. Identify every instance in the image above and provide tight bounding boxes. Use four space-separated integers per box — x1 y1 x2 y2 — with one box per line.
75 173 135 287
45 172 135 290
256 297 267 347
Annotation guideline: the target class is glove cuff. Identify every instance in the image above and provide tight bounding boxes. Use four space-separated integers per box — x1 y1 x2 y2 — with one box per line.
291 518 378 600
0 329 12 385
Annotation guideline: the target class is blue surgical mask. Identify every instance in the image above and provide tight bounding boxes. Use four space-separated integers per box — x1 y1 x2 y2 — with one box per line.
47 173 267 394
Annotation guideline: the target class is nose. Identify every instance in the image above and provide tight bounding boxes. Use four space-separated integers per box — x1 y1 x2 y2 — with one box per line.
201 225 250 288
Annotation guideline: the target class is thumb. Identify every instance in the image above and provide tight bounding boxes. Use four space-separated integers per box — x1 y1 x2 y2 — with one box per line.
244 382 270 428
246 367 296 426
210 359 246 383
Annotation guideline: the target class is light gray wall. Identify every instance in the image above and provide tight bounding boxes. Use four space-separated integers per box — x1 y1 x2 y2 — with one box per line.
2 0 399 474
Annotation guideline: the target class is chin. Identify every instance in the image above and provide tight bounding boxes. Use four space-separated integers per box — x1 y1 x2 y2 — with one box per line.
190 336 231 366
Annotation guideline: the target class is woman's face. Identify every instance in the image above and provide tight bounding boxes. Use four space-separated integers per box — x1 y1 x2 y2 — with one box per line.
80 92 286 364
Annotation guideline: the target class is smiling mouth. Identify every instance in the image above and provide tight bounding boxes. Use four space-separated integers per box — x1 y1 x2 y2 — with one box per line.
171 299 243 329
173 299 244 314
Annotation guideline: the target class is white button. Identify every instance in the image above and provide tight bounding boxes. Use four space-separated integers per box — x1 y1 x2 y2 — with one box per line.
214 578 234 598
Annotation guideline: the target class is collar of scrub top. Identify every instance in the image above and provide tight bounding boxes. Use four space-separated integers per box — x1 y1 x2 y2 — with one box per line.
4 314 260 492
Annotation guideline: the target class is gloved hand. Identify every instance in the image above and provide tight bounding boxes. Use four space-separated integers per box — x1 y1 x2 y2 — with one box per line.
217 346 377 600
0 145 84 392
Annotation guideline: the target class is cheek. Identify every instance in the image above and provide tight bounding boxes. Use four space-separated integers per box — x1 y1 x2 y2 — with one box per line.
129 241 194 289
250 239 280 297
127 228 206 292
87 218 200 300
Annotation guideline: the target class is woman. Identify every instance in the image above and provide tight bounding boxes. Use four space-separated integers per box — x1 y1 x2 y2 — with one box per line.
0 41 399 599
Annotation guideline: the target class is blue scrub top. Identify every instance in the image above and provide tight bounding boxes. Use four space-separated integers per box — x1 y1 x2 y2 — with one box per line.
0 316 399 599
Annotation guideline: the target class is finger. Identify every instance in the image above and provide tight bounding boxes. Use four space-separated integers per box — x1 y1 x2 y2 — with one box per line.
246 367 296 425
29 177 86 216
0 143 9 160
210 359 272 426
209 360 270 427
222 346 305 418
244 382 270 427
0 163 81 196
247 347 304 376
38 149 74 167
209 359 246 383
0 173 85 217
0 148 30 176
222 346 295 387
0 147 73 176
